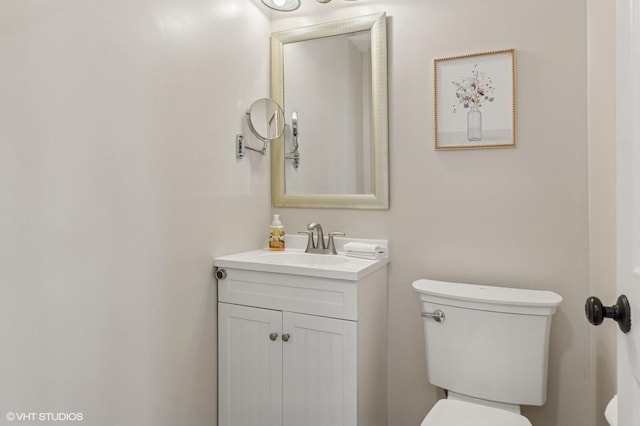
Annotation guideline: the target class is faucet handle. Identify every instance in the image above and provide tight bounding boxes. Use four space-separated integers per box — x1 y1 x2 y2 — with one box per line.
297 231 315 251
327 232 345 255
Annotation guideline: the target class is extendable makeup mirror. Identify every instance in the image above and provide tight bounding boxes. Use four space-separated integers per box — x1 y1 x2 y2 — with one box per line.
236 98 285 158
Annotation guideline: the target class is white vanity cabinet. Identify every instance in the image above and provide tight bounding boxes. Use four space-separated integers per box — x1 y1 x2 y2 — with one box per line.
215 251 388 426
218 302 357 426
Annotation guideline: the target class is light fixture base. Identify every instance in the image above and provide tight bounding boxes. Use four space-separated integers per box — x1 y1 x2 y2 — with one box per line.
261 0 300 12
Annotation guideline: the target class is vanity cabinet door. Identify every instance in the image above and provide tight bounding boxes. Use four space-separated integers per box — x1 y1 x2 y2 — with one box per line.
283 312 357 426
218 303 283 426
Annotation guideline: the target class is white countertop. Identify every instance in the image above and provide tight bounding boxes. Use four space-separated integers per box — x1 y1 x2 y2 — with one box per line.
214 236 389 281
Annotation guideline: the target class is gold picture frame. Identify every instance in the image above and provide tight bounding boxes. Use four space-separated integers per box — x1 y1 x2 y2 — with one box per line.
434 49 516 150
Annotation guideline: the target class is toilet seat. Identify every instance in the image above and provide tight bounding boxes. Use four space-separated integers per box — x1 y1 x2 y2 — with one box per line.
421 400 532 426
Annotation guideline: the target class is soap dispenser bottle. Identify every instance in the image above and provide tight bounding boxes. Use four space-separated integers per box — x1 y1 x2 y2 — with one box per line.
269 214 285 251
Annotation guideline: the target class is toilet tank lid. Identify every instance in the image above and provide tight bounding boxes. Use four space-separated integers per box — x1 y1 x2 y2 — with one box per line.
413 279 562 312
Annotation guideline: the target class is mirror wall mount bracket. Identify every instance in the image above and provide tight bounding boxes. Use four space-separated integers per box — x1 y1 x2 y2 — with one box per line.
236 134 267 159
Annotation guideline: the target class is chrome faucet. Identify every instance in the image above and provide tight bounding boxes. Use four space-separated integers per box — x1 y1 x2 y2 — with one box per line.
307 223 324 251
299 223 345 254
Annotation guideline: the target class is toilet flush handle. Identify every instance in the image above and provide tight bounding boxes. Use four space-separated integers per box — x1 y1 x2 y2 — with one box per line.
421 309 446 323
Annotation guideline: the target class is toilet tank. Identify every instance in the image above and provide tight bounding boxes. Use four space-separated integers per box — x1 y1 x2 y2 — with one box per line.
412 279 562 406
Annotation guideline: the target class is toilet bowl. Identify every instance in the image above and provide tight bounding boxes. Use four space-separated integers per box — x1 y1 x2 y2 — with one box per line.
421 400 531 426
604 395 617 426
413 279 562 426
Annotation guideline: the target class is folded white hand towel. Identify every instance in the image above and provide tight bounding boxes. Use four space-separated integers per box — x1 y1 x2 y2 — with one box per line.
343 242 387 258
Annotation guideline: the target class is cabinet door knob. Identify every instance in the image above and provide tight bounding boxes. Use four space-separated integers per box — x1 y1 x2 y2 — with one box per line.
269 333 278 341
215 268 227 280
282 334 291 342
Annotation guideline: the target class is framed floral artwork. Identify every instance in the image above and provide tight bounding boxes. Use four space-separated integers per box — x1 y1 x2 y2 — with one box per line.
434 49 516 150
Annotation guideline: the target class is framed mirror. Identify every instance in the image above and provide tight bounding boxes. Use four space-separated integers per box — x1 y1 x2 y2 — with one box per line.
270 12 389 209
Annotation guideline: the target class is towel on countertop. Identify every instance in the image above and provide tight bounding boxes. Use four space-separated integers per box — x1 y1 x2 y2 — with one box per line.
343 242 387 259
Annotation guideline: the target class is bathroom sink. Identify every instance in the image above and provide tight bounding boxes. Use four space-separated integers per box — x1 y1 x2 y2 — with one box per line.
259 252 351 267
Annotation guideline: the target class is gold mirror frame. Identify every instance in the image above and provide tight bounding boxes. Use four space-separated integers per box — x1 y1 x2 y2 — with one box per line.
270 12 389 210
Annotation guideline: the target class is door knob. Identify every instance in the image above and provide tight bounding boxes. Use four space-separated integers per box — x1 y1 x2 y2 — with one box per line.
269 333 278 341
282 334 291 342
585 295 631 333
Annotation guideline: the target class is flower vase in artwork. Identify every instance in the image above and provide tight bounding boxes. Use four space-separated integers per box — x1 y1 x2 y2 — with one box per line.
467 106 482 141
453 65 494 142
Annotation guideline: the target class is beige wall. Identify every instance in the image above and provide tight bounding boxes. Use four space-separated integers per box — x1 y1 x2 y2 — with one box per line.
0 1 271 424
273 0 597 424
0 0 617 424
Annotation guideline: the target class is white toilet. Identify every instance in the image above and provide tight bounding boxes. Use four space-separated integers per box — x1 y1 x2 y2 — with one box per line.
412 279 562 426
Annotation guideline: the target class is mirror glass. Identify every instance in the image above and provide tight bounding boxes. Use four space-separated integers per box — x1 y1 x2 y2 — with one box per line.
283 31 373 195
271 13 389 209
248 98 285 141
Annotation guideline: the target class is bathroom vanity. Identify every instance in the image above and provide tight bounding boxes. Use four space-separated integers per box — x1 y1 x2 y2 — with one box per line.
214 238 388 426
